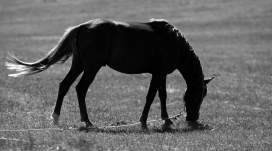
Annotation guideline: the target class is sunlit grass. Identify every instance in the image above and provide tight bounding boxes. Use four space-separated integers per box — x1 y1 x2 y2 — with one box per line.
1 0 272 150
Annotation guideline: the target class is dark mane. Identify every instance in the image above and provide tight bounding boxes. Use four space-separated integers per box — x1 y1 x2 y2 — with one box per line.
183 50 204 87
148 19 181 40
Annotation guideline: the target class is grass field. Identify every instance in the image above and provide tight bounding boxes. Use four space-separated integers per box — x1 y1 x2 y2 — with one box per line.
1 0 272 150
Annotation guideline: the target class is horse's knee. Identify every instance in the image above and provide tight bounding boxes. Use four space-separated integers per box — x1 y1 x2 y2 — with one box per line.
75 84 84 95
76 83 90 97
59 81 69 95
158 87 167 101
159 93 167 101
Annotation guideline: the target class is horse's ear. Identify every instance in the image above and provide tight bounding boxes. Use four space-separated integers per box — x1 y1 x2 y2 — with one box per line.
204 76 215 85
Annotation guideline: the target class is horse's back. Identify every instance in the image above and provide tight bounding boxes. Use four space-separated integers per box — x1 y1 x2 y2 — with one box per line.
109 21 165 73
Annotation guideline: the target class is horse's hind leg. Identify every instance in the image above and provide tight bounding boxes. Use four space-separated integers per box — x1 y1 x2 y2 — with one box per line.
75 66 101 127
158 79 173 128
51 55 83 125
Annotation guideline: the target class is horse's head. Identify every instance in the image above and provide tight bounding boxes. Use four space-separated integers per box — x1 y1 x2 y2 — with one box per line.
183 76 215 122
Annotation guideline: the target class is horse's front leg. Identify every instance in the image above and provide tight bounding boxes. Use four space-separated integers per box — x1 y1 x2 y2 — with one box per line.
158 79 173 128
140 74 166 129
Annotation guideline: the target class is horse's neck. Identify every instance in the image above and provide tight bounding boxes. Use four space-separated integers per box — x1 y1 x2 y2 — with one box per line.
182 49 204 88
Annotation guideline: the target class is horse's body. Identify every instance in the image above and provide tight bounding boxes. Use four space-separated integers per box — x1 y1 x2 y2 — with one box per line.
6 19 214 129
78 19 183 75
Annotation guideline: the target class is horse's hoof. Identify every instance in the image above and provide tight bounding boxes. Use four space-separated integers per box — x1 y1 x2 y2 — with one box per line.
51 113 59 126
139 117 148 129
186 121 209 130
162 119 173 129
84 120 94 128
140 122 148 130
164 119 173 126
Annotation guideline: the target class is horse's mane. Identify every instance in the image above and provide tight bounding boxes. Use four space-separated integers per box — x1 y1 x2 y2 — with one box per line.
148 19 181 40
182 45 204 88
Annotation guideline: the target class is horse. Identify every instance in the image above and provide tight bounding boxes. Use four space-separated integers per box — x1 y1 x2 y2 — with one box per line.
5 18 214 129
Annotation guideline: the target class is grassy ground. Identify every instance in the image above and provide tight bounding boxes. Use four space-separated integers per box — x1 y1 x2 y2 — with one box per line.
0 0 272 150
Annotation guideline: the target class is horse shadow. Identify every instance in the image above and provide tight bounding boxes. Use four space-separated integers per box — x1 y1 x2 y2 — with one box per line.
77 121 213 134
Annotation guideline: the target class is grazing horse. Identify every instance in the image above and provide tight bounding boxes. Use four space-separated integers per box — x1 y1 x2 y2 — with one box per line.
5 19 214 129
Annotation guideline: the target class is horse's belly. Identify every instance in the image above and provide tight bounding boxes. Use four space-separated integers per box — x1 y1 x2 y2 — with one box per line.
107 58 153 74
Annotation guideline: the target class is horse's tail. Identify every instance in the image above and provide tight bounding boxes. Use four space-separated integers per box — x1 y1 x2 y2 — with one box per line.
5 25 81 77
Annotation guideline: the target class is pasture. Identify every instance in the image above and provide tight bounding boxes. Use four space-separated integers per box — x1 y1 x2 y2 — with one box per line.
0 0 272 150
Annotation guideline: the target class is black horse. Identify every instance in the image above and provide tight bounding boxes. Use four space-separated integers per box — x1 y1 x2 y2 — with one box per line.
6 19 214 129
